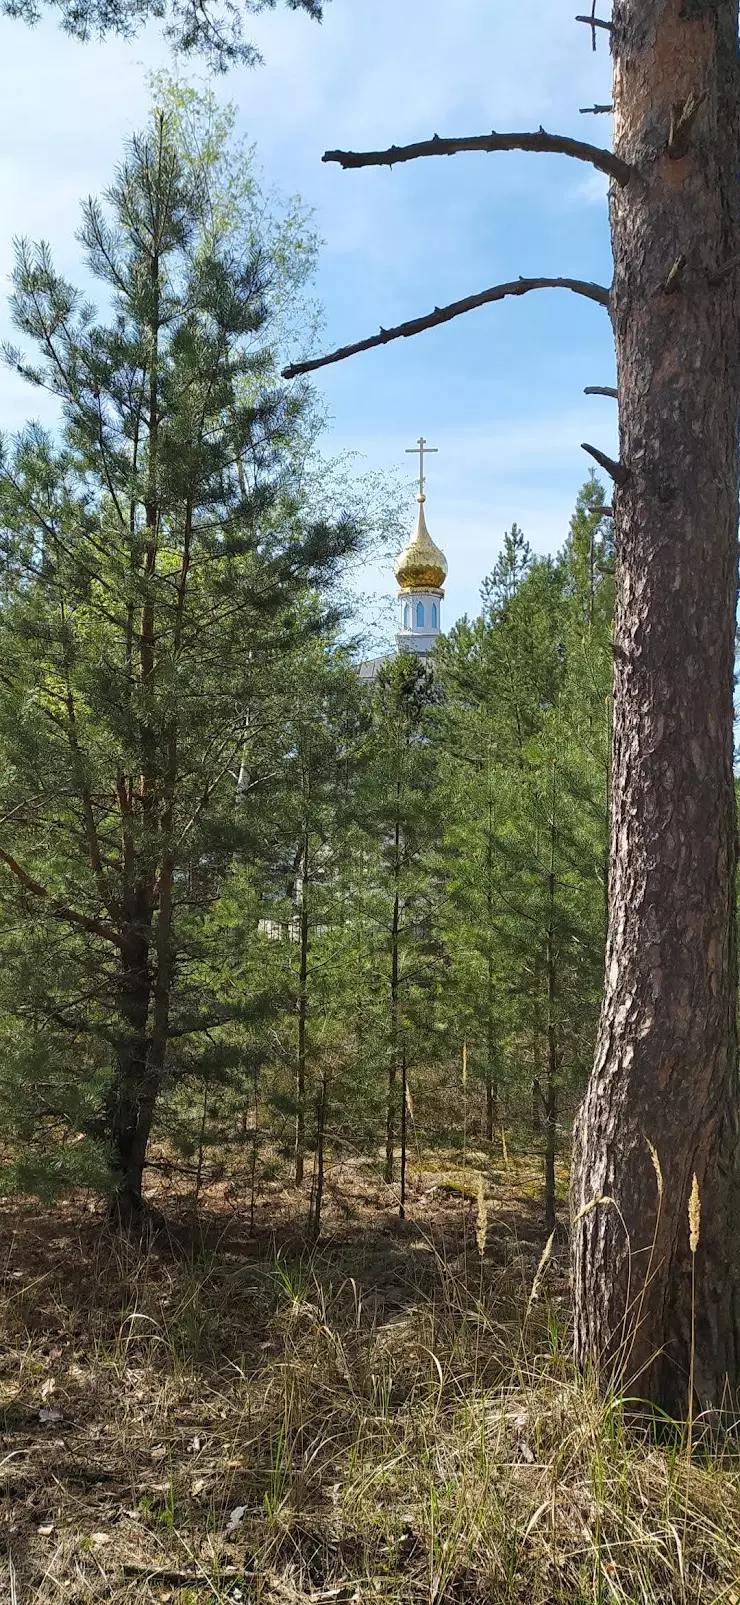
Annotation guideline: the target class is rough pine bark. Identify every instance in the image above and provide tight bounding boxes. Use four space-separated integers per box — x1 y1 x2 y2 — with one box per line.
572 0 740 1414
106 922 156 1219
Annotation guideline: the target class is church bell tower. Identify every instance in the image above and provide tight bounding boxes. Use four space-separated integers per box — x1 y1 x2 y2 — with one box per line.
395 437 448 660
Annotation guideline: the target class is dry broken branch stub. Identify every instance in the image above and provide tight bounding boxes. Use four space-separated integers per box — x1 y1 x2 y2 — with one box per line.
585 385 618 397
322 131 632 187
663 255 687 295
667 92 706 160
581 443 628 486
282 278 611 380
575 14 614 40
580 104 615 115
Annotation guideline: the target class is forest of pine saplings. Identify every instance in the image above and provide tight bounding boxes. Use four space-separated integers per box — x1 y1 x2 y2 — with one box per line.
0 118 612 1226
0 87 616 1235
5 2 740 1601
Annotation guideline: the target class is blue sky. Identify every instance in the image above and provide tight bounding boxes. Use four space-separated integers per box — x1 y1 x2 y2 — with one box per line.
0 0 617 643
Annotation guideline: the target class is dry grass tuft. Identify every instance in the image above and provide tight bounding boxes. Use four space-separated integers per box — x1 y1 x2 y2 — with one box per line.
689 1174 701 1256
0 1154 737 1604
474 1174 488 1261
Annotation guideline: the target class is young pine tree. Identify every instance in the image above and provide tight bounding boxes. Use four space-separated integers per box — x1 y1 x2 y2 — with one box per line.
361 651 440 1195
0 108 355 1218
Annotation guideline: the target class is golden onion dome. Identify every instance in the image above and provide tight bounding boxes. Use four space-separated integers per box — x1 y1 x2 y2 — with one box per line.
394 496 448 592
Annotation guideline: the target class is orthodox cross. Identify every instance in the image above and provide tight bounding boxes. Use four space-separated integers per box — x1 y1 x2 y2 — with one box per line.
406 436 438 498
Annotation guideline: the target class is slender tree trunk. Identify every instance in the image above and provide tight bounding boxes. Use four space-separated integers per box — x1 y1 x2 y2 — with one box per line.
195 1072 209 1204
295 827 310 1188
485 957 496 1144
399 1046 408 1218
531 953 544 1135
107 923 155 1219
531 1076 542 1135
485 766 497 1143
107 192 163 1227
602 693 611 946
386 799 402 1185
249 1063 259 1237
545 762 558 1234
572 0 740 1414
312 1070 328 1240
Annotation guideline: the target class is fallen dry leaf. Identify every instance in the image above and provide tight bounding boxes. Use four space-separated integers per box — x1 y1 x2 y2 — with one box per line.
226 1504 246 1534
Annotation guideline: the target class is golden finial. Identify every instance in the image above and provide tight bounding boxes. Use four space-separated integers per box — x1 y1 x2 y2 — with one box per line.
395 436 448 593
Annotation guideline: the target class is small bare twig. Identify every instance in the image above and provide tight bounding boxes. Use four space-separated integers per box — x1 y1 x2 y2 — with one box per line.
576 9 614 50
122 1566 241 1583
282 278 610 379
585 385 618 398
580 104 614 115
581 443 628 486
668 91 706 159
586 0 597 49
323 130 632 186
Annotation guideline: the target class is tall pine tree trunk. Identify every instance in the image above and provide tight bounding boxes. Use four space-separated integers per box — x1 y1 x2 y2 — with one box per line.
572 0 740 1413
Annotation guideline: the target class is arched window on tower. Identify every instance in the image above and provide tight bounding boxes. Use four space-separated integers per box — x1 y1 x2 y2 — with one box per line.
431 602 438 629
416 601 425 628
403 602 410 629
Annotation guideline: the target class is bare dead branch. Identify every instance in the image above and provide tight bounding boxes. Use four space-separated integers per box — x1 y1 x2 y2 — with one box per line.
581 442 628 486
580 104 614 115
576 13 614 47
580 0 599 50
282 278 611 379
323 130 632 187
585 385 618 397
575 13 613 29
668 91 706 160
663 255 687 295
0 846 124 948
594 505 615 517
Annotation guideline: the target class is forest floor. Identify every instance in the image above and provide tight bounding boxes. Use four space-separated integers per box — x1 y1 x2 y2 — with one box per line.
1 1147 739 1605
